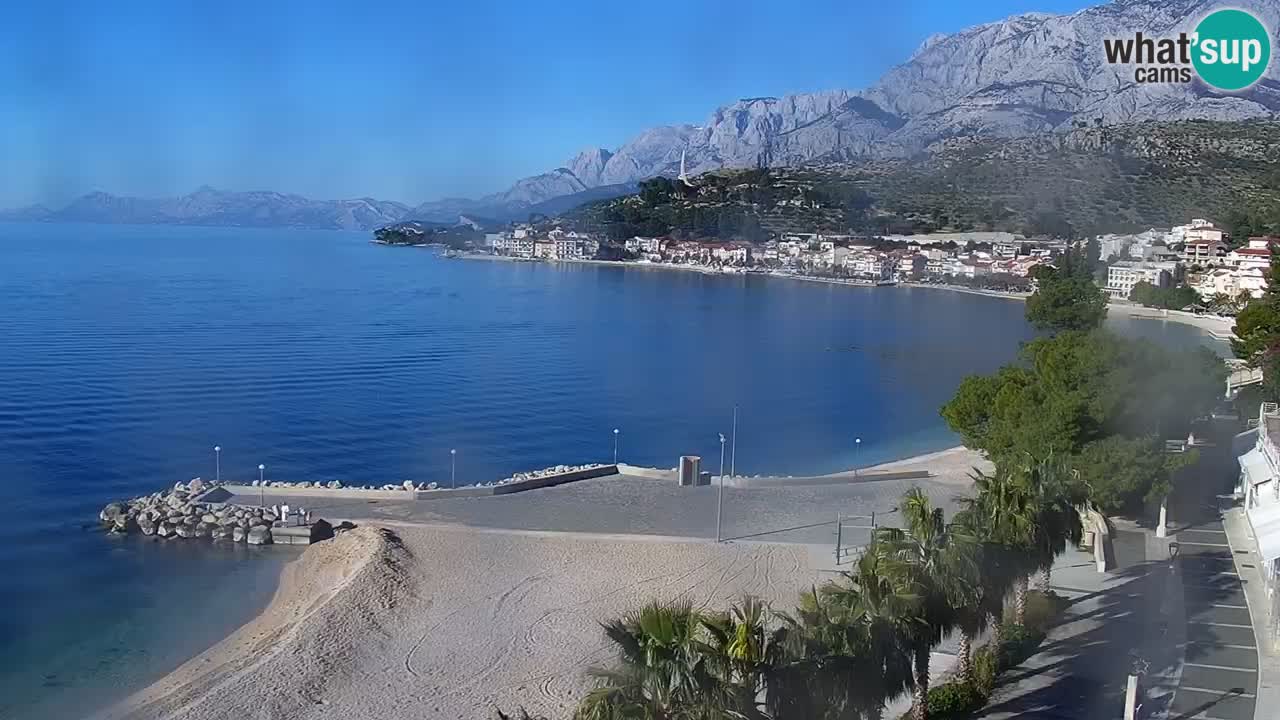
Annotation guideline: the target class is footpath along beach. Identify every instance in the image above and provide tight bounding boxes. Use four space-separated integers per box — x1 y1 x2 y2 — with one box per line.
96 447 988 720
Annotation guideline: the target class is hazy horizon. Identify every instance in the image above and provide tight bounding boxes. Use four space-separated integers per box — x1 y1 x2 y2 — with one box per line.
2 0 1096 210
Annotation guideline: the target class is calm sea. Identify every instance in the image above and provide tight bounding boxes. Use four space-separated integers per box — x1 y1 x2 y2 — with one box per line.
0 223 1226 717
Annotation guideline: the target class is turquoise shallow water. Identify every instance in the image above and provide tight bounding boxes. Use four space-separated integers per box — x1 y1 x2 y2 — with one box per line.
0 223 1225 718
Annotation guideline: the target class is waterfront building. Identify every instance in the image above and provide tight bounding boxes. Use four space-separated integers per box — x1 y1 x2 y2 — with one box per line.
534 240 556 260
1238 403 1280 637
509 236 535 258
625 236 663 255
554 239 584 260
1105 260 1172 299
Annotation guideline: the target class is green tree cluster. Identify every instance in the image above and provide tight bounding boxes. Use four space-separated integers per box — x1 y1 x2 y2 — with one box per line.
1128 281 1200 310
1023 246 1108 332
555 475 1080 720
945 251 1223 514
941 329 1221 514
1232 249 1280 400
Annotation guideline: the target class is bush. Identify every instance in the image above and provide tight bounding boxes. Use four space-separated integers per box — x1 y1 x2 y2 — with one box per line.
972 646 998 696
1023 590 1069 633
996 623 1045 670
926 681 986 719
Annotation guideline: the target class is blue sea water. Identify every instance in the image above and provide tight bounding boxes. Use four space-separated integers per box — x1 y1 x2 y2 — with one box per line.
0 223 1227 718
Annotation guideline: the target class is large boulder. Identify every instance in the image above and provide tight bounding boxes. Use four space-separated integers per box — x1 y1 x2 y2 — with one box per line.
232 526 247 542
187 478 204 494
201 513 217 524
138 516 156 536
309 518 336 543
100 502 127 525
156 522 173 538
174 524 194 539
194 522 213 538
246 526 272 545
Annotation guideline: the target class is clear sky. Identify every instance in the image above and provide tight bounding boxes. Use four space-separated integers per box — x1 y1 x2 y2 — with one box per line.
1 0 1097 208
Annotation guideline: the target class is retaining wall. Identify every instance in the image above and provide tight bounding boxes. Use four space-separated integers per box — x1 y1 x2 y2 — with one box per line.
722 469 931 488
202 465 620 503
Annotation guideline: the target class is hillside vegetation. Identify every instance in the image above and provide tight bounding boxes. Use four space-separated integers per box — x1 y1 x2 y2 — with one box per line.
570 121 1280 240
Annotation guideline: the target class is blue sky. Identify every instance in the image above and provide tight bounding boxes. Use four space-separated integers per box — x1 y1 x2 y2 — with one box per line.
1 0 1096 208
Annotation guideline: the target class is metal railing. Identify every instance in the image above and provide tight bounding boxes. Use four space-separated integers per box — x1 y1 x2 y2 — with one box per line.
832 511 887 566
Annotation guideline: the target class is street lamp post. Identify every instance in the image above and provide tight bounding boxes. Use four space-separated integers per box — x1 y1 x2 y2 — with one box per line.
450 448 457 488
613 428 620 465
855 437 862 475
730 405 738 479
214 445 221 483
258 464 266 507
717 433 726 542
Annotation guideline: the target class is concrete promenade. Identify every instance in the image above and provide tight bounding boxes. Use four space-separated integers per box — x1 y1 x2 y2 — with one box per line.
215 467 975 546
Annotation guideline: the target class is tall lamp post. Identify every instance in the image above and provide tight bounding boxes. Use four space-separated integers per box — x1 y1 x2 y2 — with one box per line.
450 448 457 488
613 428 620 465
855 437 862 475
258 464 266 507
214 445 221 483
717 433 726 542
730 405 738 479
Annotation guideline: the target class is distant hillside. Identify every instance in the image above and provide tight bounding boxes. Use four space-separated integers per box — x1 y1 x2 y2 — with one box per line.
570 121 1280 240
0 186 413 232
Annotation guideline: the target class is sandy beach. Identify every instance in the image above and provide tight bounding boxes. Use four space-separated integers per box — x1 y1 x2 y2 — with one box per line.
95 444 990 720
100 525 813 720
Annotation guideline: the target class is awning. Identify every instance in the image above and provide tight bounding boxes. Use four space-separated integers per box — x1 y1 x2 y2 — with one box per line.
1239 447 1274 487
1247 501 1280 562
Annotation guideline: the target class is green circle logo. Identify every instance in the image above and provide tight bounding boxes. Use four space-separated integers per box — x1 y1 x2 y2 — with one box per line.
1192 9 1271 91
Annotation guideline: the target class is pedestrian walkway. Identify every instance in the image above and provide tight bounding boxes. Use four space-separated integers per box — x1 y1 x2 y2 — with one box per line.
1222 506 1280 718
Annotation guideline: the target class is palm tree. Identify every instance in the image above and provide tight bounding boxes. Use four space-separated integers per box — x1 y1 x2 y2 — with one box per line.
950 505 1019 684
702 597 775 716
962 466 1040 626
575 600 748 720
877 489 978 720
964 455 1083 626
1019 453 1084 600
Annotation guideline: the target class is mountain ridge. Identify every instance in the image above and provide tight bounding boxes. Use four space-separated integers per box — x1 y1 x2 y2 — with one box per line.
7 0 1280 229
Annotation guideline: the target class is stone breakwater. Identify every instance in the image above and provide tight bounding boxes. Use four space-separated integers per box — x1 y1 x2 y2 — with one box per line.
100 478 282 545
245 463 608 493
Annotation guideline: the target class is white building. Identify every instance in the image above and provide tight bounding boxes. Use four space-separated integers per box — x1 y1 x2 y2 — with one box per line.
1237 403 1280 635
1105 261 1171 299
1228 237 1274 273
509 236 535 258
1177 219 1230 265
625 236 663 255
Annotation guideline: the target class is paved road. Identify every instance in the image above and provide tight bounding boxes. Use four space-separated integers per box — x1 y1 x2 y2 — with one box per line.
1166 515 1259 720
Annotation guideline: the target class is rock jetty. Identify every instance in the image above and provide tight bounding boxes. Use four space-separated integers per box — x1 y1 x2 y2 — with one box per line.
99 478 277 545
239 463 606 493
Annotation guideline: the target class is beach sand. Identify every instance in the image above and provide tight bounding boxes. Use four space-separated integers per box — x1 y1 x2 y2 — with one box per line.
96 445 998 720
100 525 815 720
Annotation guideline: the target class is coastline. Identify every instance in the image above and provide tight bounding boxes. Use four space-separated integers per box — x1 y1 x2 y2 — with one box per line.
456 252 1237 337
100 443 983 719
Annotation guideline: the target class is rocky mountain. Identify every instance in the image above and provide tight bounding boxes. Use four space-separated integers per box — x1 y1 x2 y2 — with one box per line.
462 0 1280 215
9 0 1280 229
2 186 414 231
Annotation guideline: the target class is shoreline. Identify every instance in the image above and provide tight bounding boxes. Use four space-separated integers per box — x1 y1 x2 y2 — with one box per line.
456 253 1237 337
100 443 980 718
